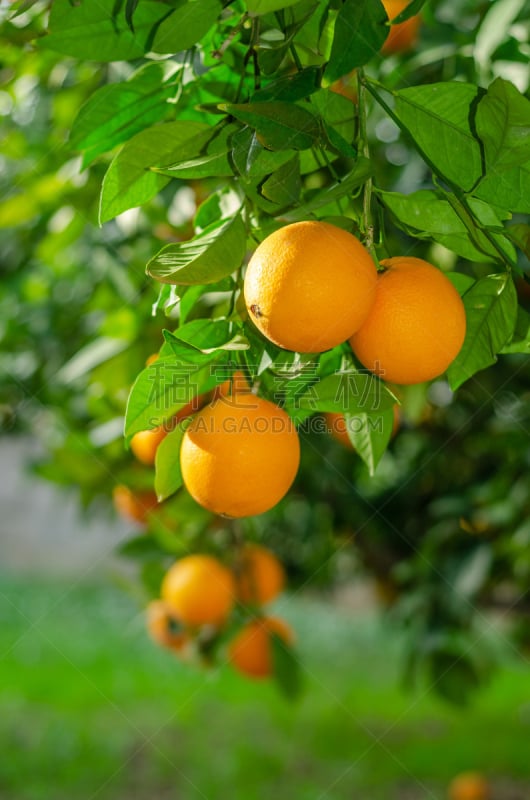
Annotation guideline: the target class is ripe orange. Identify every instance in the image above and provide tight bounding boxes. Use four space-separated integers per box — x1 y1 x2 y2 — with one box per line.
112 485 158 524
229 616 294 679
180 394 300 518
161 554 236 627
350 257 466 385
381 0 421 55
236 545 285 606
244 220 377 353
130 426 167 465
325 404 400 448
448 772 490 800
146 600 188 652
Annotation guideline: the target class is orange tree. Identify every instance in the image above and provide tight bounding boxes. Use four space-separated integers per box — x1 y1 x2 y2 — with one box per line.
1 0 530 699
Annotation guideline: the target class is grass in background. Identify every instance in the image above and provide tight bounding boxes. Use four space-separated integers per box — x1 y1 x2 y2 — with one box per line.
1 572 529 800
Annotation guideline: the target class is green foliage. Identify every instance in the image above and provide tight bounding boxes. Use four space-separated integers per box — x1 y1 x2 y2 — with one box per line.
2 0 530 703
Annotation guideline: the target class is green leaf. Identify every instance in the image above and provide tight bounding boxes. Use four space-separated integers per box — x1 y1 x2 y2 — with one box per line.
125 357 225 438
311 89 356 157
168 319 249 354
271 635 303 700
160 332 221 363
507 224 530 258
260 156 301 208
472 79 530 214
447 273 518 390
153 150 233 180
447 273 476 295
147 215 247 286
252 67 321 102
475 78 530 171
231 128 296 180
152 123 237 179
379 189 512 263
284 159 373 220
501 306 530 354
99 121 210 223
70 63 179 167
325 0 388 83
391 0 428 23
155 426 185 502
473 162 530 214
298 371 396 414
194 187 242 231
40 0 172 61
344 407 395 475
246 0 303 15
392 82 483 192
149 0 221 54
221 102 320 151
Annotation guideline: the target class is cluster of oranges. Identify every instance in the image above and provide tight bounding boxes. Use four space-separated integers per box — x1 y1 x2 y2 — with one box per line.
244 220 466 447
147 546 293 680
115 216 466 684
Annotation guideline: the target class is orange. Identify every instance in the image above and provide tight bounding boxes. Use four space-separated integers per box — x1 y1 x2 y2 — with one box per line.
244 220 377 353
146 600 188 652
112 485 158 524
130 426 167 465
448 772 490 800
325 404 400 448
180 394 300 518
236 545 285 606
382 0 421 55
145 352 159 366
350 257 466 385
229 616 294 679
161 554 236 627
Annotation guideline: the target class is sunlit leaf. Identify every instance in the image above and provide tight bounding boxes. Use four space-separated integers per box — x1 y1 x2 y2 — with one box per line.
147 215 247 286
99 121 210 223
